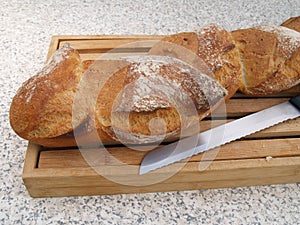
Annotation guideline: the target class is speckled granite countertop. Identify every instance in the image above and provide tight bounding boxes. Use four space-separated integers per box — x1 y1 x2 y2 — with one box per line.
1 0 300 224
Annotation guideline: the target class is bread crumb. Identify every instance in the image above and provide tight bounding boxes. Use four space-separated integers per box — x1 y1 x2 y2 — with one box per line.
265 156 273 162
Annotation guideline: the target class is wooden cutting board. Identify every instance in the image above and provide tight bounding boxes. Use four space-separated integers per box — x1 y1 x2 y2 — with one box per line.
22 35 300 198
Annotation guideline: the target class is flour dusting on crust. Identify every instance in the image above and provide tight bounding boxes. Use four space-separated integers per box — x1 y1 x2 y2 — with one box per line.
17 43 72 104
195 24 229 71
114 55 227 113
257 25 300 56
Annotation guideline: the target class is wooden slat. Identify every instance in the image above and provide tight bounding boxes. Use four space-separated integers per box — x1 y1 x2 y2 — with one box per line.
25 156 300 192
80 52 148 61
38 136 300 168
201 117 300 138
233 85 300 98
59 39 160 50
55 34 165 40
165 116 300 141
29 156 300 183
216 98 290 117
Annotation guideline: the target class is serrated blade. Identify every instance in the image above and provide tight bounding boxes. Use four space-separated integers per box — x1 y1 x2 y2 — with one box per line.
139 99 300 175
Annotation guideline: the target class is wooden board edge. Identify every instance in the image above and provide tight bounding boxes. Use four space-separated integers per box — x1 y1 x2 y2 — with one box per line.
52 34 165 41
46 36 60 61
45 34 165 62
24 165 300 197
28 175 300 198
22 143 41 179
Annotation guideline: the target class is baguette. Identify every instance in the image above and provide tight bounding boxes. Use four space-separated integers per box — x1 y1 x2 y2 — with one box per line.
10 44 227 146
231 24 300 96
10 22 300 147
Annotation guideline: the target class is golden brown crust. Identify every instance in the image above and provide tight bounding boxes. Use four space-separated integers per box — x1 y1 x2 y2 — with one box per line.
281 16 300 32
93 56 227 144
149 24 243 100
9 43 86 140
196 25 243 99
232 25 300 96
68 55 227 145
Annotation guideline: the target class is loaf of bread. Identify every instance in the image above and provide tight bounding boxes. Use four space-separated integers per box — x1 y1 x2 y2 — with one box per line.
91 56 227 144
10 43 227 146
149 24 243 100
232 24 300 96
10 21 300 147
281 16 300 32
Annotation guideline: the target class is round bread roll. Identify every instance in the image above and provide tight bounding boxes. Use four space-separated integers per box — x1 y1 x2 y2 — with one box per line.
231 25 300 96
149 24 243 100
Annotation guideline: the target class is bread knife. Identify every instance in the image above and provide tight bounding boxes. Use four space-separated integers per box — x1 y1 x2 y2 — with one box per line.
139 95 300 175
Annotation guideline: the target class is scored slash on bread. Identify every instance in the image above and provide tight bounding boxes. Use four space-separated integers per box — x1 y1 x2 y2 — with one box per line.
9 18 300 147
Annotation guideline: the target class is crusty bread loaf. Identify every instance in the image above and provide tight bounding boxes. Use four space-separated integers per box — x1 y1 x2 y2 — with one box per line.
90 56 227 144
149 24 243 100
281 16 300 32
10 22 300 147
9 43 87 141
10 44 227 146
232 25 300 96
